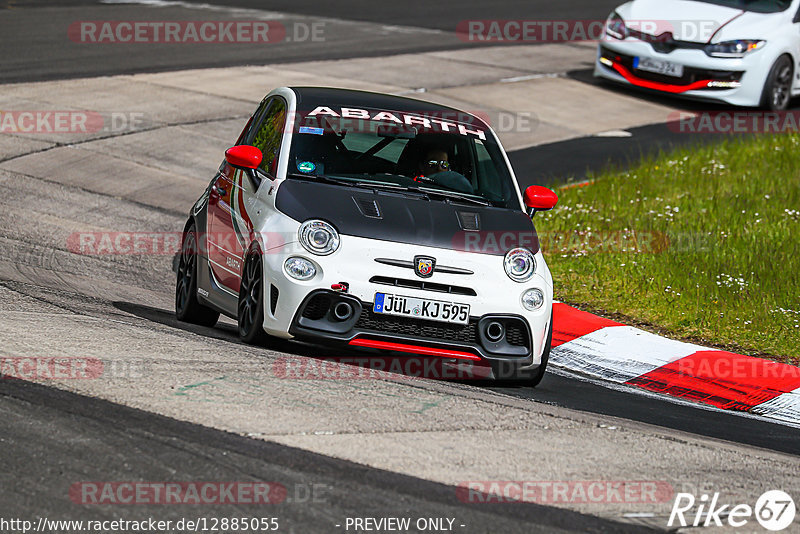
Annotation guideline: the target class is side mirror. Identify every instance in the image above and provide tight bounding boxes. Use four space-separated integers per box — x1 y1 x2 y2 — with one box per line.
225 145 268 187
225 145 262 170
523 185 558 217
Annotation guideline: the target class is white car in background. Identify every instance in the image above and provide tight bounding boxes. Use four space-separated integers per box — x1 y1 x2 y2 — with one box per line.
595 0 800 110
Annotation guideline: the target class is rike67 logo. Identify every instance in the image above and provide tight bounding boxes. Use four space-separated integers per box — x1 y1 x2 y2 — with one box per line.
669 490 796 531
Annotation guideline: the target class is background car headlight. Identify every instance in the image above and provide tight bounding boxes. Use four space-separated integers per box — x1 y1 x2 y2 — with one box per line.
298 219 340 256
705 40 765 58
504 248 536 282
606 11 627 40
521 288 545 311
284 257 316 280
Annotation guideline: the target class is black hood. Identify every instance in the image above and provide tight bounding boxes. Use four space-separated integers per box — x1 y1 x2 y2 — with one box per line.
275 179 539 256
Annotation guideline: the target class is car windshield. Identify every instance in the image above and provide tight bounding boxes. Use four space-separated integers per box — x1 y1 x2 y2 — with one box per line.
693 0 791 13
287 106 520 208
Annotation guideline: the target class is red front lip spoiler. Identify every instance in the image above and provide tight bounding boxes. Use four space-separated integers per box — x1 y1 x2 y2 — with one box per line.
348 338 482 361
608 61 713 94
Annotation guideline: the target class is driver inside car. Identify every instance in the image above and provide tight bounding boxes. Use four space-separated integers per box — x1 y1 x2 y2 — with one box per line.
413 147 473 194
414 148 450 181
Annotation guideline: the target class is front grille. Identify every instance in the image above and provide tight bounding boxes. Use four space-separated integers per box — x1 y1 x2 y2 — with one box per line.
370 276 477 296
302 293 332 320
355 309 479 345
270 284 279 315
505 321 528 347
626 29 706 54
600 46 743 88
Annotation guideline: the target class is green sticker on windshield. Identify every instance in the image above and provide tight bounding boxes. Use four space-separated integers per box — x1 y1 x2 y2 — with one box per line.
297 161 316 174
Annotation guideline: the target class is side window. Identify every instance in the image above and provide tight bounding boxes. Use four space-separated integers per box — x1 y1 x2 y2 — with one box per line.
474 139 505 200
237 99 270 145
249 98 287 177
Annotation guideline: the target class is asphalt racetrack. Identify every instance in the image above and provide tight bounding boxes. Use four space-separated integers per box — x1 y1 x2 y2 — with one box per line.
0 1 798 532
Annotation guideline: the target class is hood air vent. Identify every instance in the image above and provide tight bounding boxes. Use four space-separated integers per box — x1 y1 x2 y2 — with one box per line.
457 211 480 231
354 197 382 219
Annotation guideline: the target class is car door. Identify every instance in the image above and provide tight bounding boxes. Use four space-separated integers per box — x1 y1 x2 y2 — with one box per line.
207 96 287 294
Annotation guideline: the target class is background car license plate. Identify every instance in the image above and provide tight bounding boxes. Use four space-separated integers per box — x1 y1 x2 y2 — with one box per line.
373 293 469 325
634 56 684 78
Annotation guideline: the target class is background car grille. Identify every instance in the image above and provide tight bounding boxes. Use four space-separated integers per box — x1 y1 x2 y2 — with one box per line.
355 309 479 344
600 46 744 89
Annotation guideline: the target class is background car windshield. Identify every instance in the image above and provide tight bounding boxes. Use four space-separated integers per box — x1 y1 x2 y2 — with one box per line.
288 108 520 208
694 0 790 12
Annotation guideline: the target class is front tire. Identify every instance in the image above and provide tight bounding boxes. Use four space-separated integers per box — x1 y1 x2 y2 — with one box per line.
761 55 793 111
238 250 268 345
175 224 220 327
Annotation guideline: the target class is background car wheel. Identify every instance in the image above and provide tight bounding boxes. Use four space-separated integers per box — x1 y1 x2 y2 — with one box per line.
761 55 793 111
493 311 552 387
175 224 220 327
238 250 268 345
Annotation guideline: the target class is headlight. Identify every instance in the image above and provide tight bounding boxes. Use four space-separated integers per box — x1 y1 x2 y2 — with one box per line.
504 248 536 282
705 40 765 58
606 11 627 40
521 288 545 311
284 257 316 280
298 219 340 256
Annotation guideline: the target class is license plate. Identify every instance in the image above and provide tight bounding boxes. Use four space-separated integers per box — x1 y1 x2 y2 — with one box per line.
634 56 684 78
373 293 470 325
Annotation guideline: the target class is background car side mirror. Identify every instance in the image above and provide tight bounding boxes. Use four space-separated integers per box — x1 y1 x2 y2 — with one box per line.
225 145 266 187
524 185 559 217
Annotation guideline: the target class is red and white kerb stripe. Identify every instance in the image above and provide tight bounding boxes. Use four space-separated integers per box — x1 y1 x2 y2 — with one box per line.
551 304 800 426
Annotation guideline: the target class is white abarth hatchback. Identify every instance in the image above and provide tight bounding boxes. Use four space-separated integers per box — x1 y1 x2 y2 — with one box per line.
175 87 559 385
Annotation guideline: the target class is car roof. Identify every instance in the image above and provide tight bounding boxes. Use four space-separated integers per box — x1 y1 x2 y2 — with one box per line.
288 86 488 126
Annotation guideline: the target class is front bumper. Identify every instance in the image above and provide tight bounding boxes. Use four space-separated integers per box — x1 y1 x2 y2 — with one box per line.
289 289 536 364
260 234 553 368
594 41 772 107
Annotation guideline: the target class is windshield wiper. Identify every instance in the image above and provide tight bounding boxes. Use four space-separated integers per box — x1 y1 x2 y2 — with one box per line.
286 172 377 190
406 185 492 206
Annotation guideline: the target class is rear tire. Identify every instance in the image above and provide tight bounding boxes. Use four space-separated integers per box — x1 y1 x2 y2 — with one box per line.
175 224 220 327
238 250 268 345
761 55 793 111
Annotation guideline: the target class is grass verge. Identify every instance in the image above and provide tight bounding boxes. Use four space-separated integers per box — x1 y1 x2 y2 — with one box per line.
537 133 800 363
